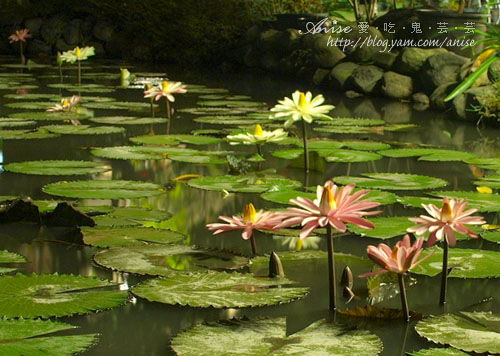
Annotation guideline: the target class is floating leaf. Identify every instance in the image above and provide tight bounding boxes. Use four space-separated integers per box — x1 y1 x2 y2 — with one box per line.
188 175 301 193
171 317 383 356
323 149 382 163
82 227 184 247
194 116 265 125
342 141 391 151
94 245 248 275
397 196 450 209
334 173 448 190
42 180 165 199
260 190 316 204
130 134 223 146
430 191 500 212
465 157 500 170
0 118 36 128
132 270 308 308
168 154 227 164
84 101 151 111
0 129 59 140
91 146 228 161
178 107 244 115
46 83 115 93
338 305 421 320
411 247 500 278
9 111 92 121
348 216 415 239
197 100 265 108
0 273 127 318
90 116 167 125
4 160 110 176
481 230 500 244
43 125 125 135
0 319 98 356
316 118 385 126
0 250 26 274
104 207 170 222
409 348 471 356
5 101 57 110
379 148 476 162
314 124 416 134
415 313 500 354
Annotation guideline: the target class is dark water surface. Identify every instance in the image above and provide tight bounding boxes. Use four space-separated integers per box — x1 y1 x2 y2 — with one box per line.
0 58 499 355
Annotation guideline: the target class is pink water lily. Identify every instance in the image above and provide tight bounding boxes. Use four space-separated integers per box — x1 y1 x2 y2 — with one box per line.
144 80 187 102
207 203 282 256
46 95 80 112
276 181 381 239
9 28 31 43
407 197 485 247
360 234 433 277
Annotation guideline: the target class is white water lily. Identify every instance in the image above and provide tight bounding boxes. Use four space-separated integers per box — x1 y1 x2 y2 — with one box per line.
60 46 95 64
270 90 334 128
46 95 81 112
227 124 287 145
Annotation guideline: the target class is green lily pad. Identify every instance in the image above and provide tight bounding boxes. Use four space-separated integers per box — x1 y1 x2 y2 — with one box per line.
4 160 110 176
408 348 471 356
465 157 500 170
198 94 252 100
90 116 167 125
314 124 416 134
0 251 26 274
348 216 415 239
46 83 115 93
5 101 56 110
177 107 243 115
0 196 18 202
42 125 125 135
168 154 227 164
42 180 165 199
84 101 151 111
316 117 385 126
184 86 229 94
378 148 476 162
4 93 61 100
0 118 36 128
301 140 344 150
480 230 500 244
334 173 448 190
132 270 308 308
9 111 92 121
474 174 500 189
411 247 500 278
82 227 184 247
0 319 98 356
171 317 383 356
197 100 265 108
130 134 223 145
0 273 127 318
323 149 382 163
0 129 60 140
188 174 301 193
94 245 248 276
396 196 448 209
91 146 228 161
194 116 265 125
105 207 170 222
430 191 500 212
342 141 391 151
415 313 500 354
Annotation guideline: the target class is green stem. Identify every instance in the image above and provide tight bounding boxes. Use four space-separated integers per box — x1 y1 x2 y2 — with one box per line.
150 98 155 118
256 144 262 157
77 60 81 85
398 273 410 321
59 65 63 84
250 236 257 257
440 240 449 305
327 224 336 310
166 98 171 134
20 41 24 65
302 120 309 173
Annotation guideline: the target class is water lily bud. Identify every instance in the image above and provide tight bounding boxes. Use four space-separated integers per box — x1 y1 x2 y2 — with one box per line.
56 52 62 67
343 286 355 303
269 251 285 278
340 265 353 289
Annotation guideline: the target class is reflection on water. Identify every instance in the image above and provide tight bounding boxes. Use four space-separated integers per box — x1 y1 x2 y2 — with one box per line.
0 61 500 355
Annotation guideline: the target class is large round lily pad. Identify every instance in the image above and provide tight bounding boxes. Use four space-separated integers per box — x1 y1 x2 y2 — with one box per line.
130 134 223 146
94 245 249 275
378 148 476 162
0 250 26 274
0 319 98 356
410 247 500 278
193 116 265 125
91 146 228 161
46 83 115 93
82 226 184 247
316 117 385 126
83 101 151 111
334 173 448 190
409 348 472 356
415 313 500 354
132 270 308 308
0 129 60 140
0 273 128 318
4 160 110 176
0 118 36 128
171 317 383 356
90 116 167 125
9 111 92 121
188 175 301 193
430 191 500 212
348 216 415 239
42 180 165 199
43 125 125 135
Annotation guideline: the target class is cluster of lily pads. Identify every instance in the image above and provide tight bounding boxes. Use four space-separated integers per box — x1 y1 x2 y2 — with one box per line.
1 31 500 355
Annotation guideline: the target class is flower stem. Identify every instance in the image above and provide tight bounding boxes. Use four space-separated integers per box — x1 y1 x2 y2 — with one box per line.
301 120 309 173
327 224 336 310
58 65 63 84
150 98 155 118
19 42 24 65
440 240 449 305
166 98 171 134
250 236 257 257
256 144 262 157
77 60 81 85
398 273 410 321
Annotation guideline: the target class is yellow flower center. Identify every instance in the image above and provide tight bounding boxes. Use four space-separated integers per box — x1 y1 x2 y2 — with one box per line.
162 80 169 93
441 199 454 222
254 124 263 137
75 46 81 58
299 92 307 109
62 99 69 108
391 246 399 260
243 203 257 224
320 186 337 212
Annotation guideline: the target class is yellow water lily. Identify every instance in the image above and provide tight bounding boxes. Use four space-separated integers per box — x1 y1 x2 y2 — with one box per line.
46 95 81 112
270 90 334 128
227 124 287 146
60 46 95 64
476 186 493 194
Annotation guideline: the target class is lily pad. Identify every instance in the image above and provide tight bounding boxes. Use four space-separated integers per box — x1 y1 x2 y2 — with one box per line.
9 111 92 121
42 125 125 135
197 100 265 108
177 107 243 115
42 180 165 199
90 116 167 125
132 270 308 308
0 250 26 274
82 227 184 247
474 174 500 189
465 157 500 170
409 348 471 356
0 118 36 128
480 230 500 244
396 196 448 209
105 207 170 222
0 273 127 318
430 191 500 212
184 86 229 94
342 141 391 151
91 146 228 161
334 173 448 190
84 101 151 111
4 160 110 176
0 319 98 356
171 317 383 356
378 148 475 162
94 245 249 275
316 117 385 126
411 247 500 278
168 154 227 165
5 101 57 110
193 116 265 125
0 129 60 140
323 149 382 163
415 313 500 354
46 83 115 93
348 216 415 239
314 124 416 134
130 134 223 145
188 175 301 193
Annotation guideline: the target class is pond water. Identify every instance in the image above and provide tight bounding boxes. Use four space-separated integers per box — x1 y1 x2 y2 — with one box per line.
0 57 499 356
